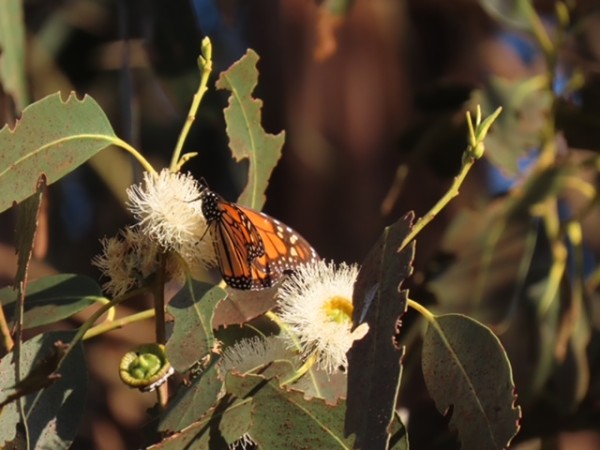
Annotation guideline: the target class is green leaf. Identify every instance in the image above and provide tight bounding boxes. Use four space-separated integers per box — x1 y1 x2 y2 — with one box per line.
0 331 88 450
0 0 28 110
0 92 117 214
215 49 285 210
345 212 415 450
166 280 227 372
226 372 355 449
158 362 223 433
422 314 521 450
0 274 103 329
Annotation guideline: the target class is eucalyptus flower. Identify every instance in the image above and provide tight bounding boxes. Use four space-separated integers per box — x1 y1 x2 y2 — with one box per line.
276 260 369 374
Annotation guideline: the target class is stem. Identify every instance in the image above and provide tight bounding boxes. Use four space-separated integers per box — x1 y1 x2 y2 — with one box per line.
154 254 167 345
400 156 476 252
521 1 554 57
153 254 168 407
111 136 156 174
13 281 29 449
24 288 146 418
170 38 213 170
406 299 435 324
83 309 155 340
266 311 322 395
266 311 303 351
0 303 14 353
55 289 146 372
281 353 317 386
90 297 117 322
0 134 156 177
539 206 567 316
398 106 501 252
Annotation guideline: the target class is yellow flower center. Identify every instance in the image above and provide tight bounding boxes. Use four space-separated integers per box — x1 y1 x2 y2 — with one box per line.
322 295 354 324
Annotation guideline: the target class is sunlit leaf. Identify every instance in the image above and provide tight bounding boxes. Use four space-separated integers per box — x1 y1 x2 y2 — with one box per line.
166 280 227 372
0 92 117 214
422 314 521 450
215 49 285 210
345 212 415 449
0 331 87 450
0 274 103 329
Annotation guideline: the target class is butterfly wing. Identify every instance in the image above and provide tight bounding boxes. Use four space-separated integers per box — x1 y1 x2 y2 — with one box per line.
201 184 318 290
210 203 270 290
238 207 319 286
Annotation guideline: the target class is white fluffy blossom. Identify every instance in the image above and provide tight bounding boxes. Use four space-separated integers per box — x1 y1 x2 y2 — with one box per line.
94 170 218 296
125 169 214 267
276 260 369 374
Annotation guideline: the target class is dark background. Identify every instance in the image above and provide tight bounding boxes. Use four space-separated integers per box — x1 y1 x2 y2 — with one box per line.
2 0 600 448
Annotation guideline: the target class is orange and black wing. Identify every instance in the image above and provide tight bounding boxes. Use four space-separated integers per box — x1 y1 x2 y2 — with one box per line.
238 207 319 286
210 202 269 290
201 182 318 290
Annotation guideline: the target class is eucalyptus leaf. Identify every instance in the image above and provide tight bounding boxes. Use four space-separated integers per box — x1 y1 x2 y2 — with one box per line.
147 395 253 449
0 274 103 329
0 92 117 213
166 280 227 372
0 331 87 450
422 314 521 450
215 50 285 210
226 372 355 449
159 362 223 433
345 212 415 449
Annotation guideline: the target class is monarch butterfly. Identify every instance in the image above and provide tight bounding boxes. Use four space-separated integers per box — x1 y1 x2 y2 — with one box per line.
199 180 319 290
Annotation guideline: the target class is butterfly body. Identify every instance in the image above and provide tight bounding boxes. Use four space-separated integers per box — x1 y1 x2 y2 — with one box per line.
199 183 318 290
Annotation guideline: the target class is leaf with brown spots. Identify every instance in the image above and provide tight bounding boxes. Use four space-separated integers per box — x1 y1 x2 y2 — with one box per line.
422 314 521 450
0 92 116 214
